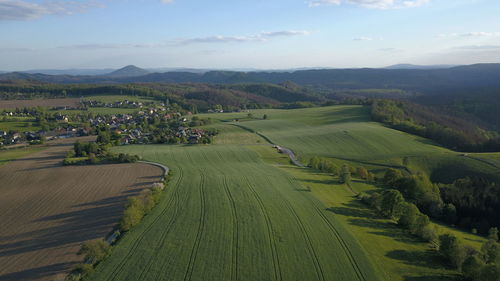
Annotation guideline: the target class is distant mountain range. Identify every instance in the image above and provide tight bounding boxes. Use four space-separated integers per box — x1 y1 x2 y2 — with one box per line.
384 64 457 70
2 63 500 92
1 64 461 77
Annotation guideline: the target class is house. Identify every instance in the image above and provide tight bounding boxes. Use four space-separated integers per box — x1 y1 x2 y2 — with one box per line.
188 135 200 144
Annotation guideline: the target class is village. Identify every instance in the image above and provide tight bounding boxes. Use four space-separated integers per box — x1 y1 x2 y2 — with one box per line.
0 102 216 148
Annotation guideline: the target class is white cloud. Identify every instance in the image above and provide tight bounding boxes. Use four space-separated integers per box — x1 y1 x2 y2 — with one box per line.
438 32 500 38
178 30 311 45
453 45 500 50
160 0 174 4
307 0 430 9
0 0 99 21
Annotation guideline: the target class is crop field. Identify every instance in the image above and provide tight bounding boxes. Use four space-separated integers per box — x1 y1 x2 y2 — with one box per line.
249 145 484 281
198 106 500 182
92 144 380 281
0 138 163 281
0 98 81 110
0 146 45 166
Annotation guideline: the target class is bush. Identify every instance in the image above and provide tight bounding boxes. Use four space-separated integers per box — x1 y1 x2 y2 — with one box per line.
120 197 145 231
439 234 467 270
78 239 111 265
69 263 94 281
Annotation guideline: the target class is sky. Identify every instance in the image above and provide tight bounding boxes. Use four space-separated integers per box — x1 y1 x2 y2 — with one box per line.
1 0 500 70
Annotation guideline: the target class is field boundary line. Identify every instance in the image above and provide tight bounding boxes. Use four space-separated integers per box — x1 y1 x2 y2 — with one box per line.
138 160 169 177
108 155 180 281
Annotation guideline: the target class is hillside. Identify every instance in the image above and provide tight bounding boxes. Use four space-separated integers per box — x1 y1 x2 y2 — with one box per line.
105 65 150 78
89 105 500 281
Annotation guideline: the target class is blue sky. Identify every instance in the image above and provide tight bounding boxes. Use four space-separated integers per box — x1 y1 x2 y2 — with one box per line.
1 0 500 70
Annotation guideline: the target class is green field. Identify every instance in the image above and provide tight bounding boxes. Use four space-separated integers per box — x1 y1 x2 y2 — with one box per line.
89 105 498 281
198 106 500 182
93 144 380 281
0 146 45 165
0 117 40 132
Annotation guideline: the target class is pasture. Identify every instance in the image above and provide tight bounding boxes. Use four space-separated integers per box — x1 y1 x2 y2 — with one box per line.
0 138 163 281
92 144 380 281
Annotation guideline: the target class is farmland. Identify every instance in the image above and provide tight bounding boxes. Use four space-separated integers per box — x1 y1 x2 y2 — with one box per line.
197 106 500 182
2 105 499 281
0 98 81 110
91 105 499 281
0 138 163 281
92 144 380 281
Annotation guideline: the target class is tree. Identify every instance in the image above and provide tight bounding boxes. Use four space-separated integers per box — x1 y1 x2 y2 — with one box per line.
442 203 457 224
309 156 320 169
462 255 484 280
369 192 382 211
120 197 145 231
381 189 404 219
413 213 430 236
383 168 403 185
263 114 268 120
421 225 439 246
74 141 83 157
339 164 351 185
488 227 499 242
398 202 419 230
439 234 467 269
356 166 369 179
78 239 111 265
478 264 500 281
97 131 111 144
481 239 500 264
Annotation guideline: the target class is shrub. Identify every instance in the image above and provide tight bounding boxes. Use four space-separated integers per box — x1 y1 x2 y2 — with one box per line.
78 239 111 265
69 263 95 281
120 198 145 231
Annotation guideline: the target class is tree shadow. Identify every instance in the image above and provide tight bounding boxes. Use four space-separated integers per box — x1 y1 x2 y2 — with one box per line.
0 262 75 281
386 249 448 270
0 186 145 280
403 275 459 281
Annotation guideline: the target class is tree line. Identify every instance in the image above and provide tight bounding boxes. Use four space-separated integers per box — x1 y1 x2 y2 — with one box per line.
371 99 500 152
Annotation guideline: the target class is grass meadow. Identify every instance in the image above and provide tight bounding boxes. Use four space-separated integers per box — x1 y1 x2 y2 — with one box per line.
91 105 498 281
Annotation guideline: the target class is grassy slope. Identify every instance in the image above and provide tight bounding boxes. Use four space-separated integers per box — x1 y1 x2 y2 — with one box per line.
91 105 496 281
198 106 496 280
198 106 500 182
92 144 380 281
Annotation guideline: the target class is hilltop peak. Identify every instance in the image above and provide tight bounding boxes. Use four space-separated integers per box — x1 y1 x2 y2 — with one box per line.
106 65 150 77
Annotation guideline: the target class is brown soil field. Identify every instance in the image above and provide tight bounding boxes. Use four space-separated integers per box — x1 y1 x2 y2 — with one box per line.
0 98 81 110
0 139 163 281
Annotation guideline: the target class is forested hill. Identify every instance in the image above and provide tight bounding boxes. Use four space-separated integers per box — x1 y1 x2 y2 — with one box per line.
2 64 500 92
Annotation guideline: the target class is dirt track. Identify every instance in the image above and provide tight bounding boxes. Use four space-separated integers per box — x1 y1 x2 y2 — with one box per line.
0 139 163 281
0 98 80 110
